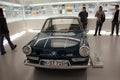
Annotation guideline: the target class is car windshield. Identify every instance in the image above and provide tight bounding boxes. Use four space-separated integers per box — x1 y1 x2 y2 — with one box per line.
42 18 83 31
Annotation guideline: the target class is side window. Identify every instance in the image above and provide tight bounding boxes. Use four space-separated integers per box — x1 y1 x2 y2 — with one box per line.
42 20 51 30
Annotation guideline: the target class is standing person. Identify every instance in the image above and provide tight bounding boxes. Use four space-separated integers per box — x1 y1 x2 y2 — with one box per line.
78 7 88 31
0 7 17 55
110 5 120 37
94 6 105 36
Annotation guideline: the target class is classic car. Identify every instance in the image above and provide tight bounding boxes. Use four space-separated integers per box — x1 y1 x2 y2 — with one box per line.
22 16 90 69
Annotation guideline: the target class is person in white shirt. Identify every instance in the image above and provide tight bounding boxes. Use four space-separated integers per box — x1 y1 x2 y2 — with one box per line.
110 5 120 37
94 6 105 36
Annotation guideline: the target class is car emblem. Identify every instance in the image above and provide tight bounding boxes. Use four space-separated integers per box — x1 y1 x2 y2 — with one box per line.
51 51 57 55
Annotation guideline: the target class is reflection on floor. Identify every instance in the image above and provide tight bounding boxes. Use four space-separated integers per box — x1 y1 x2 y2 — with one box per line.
0 32 120 80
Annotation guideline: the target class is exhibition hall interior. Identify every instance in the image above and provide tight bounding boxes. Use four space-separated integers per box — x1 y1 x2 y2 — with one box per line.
0 0 120 80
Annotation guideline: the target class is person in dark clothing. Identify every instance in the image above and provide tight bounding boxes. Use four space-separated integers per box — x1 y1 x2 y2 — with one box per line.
94 6 105 36
78 7 88 31
0 8 17 55
110 5 120 37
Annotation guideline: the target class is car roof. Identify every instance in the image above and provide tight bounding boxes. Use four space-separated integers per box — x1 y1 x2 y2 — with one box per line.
47 16 78 20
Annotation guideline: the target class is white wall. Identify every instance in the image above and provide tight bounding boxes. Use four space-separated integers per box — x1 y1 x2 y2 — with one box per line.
7 20 25 35
88 19 112 32
7 18 112 36
25 19 45 30
25 19 112 32
1 0 117 36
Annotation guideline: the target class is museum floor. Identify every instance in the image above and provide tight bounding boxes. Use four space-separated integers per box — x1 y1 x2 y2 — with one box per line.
0 32 120 80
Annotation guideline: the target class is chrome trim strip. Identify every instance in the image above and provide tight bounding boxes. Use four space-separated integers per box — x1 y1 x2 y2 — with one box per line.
44 33 51 48
27 56 39 60
24 59 89 69
72 58 88 62
64 38 68 48
54 33 75 36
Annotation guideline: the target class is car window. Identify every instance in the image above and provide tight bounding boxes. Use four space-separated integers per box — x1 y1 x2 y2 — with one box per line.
50 38 79 48
42 18 83 31
43 19 52 30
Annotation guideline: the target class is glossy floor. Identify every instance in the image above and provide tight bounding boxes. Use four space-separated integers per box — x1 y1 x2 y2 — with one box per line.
0 32 120 80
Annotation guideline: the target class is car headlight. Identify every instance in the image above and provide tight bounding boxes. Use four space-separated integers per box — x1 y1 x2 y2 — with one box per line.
79 46 90 57
22 45 32 55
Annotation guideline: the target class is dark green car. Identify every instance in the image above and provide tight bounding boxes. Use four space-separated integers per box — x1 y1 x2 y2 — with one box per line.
22 17 90 69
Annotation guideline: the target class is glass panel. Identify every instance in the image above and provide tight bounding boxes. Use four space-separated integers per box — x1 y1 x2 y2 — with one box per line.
50 38 78 48
24 1 120 19
43 18 81 31
0 3 23 23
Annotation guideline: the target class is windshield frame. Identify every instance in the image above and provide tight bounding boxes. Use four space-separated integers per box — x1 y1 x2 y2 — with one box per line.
42 17 84 32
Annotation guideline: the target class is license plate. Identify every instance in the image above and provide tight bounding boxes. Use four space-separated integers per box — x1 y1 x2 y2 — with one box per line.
40 60 69 67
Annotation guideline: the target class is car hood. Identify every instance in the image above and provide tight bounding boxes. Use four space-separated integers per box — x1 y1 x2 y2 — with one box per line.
33 31 84 48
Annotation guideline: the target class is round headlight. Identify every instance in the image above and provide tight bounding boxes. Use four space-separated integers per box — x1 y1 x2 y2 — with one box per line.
22 45 32 55
79 46 90 57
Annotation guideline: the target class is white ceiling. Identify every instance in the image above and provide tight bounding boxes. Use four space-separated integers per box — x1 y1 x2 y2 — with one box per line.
0 0 24 4
0 0 120 5
24 0 120 5
24 0 96 4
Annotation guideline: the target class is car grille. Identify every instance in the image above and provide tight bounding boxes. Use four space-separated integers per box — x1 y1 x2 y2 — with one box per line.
34 48 80 58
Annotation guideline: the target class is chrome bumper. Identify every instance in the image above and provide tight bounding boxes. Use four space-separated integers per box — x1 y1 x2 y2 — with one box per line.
24 59 90 69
